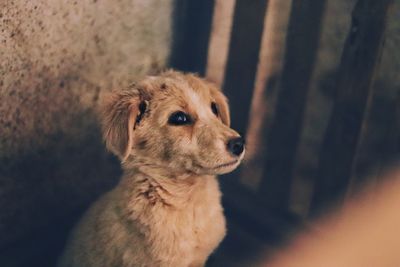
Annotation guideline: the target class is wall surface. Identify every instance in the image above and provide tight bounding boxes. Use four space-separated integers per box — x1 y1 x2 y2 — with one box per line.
0 0 173 265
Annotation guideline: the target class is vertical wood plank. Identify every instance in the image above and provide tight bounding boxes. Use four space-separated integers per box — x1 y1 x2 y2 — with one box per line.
310 0 394 216
240 0 292 190
345 89 400 198
206 0 236 87
258 0 327 210
169 0 215 75
222 0 269 137
393 93 400 161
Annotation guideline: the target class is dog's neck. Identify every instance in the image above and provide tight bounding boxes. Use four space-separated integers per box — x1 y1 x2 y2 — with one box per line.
125 163 199 181
117 164 218 210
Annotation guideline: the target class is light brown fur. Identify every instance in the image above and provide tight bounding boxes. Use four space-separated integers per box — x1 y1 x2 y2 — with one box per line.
58 70 244 267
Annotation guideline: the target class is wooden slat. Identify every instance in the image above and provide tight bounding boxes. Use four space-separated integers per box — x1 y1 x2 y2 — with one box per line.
393 93 400 161
205 0 236 87
310 0 394 216
222 0 269 137
169 0 215 75
258 0 327 211
345 89 400 198
240 0 292 190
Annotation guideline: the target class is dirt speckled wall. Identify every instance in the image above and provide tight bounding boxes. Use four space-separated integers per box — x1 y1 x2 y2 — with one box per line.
0 0 173 265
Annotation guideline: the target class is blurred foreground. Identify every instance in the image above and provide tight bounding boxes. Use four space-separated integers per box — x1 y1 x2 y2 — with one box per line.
210 167 400 267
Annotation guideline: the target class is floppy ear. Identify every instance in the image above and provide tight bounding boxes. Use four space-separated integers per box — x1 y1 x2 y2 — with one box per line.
212 89 231 127
100 89 147 162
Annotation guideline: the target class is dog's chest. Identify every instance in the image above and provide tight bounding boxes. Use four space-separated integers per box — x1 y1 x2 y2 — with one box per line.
147 181 226 266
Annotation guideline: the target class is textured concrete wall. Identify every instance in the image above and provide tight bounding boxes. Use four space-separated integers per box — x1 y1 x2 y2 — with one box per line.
0 0 173 265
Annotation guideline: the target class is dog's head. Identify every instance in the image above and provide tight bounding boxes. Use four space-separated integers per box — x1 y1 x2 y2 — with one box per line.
101 70 245 175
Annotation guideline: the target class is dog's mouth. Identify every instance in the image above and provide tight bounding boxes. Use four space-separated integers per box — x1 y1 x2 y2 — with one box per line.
193 158 242 174
211 160 239 170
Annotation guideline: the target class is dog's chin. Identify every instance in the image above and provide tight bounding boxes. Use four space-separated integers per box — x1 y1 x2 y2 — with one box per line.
214 160 241 175
128 155 242 176
195 159 241 175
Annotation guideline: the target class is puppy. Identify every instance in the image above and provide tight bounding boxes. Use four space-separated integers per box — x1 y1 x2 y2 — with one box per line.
58 70 245 267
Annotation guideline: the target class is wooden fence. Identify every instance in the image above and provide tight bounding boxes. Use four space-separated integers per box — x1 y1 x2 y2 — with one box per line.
171 0 398 231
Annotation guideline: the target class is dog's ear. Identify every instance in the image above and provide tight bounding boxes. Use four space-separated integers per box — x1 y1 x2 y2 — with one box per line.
100 88 148 162
212 89 231 126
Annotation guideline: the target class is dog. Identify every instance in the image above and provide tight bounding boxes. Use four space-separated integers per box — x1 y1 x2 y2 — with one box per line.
58 70 245 267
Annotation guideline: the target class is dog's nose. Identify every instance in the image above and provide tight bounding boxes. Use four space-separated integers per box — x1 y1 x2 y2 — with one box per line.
227 137 245 156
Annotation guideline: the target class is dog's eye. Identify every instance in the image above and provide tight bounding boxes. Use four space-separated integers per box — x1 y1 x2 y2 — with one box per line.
168 111 192 126
211 102 219 116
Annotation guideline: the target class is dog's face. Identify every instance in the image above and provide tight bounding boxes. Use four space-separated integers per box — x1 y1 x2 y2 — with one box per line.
101 71 244 175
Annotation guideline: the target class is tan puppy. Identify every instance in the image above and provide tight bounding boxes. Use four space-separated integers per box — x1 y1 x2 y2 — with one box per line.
58 70 245 267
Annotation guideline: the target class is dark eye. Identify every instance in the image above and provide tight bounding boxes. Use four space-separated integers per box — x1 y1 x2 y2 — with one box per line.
168 111 192 126
211 102 219 116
